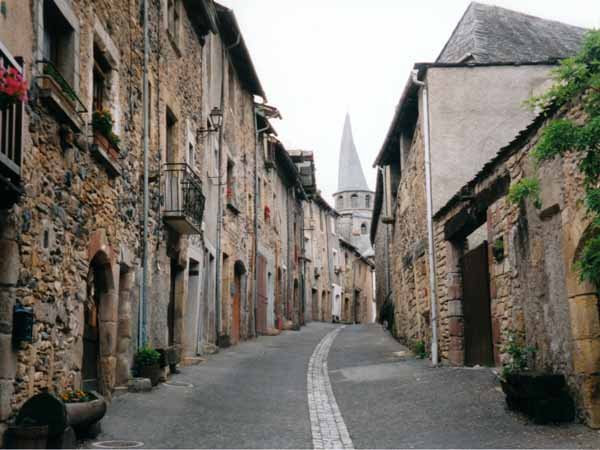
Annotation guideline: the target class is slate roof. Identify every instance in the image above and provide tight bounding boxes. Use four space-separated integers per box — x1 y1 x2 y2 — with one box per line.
337 113 370 193
437 2 587 64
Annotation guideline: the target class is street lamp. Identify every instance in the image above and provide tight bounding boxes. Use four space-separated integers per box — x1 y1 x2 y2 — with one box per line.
199 106 223 136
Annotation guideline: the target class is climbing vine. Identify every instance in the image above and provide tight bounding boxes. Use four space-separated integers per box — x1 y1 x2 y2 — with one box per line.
509 30 600 288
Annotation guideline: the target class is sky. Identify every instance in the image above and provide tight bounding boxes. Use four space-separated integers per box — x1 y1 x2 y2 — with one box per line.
218 0 600 204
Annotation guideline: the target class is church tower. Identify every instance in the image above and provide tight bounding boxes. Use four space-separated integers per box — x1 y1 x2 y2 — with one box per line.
333 114 374 256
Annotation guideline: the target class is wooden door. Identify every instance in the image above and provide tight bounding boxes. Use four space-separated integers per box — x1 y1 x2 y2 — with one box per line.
461 241 494 366
232 273 241 344
256 255 268 334
83 267 100 391
82 299 99 391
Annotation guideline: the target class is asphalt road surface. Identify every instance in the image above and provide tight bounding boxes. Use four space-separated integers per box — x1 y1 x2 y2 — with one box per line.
89 323 600 449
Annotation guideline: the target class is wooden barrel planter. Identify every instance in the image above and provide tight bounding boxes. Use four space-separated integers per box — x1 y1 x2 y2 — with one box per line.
65 391 107 438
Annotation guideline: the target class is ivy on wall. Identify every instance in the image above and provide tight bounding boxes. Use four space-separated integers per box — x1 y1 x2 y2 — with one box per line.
509 30 600 288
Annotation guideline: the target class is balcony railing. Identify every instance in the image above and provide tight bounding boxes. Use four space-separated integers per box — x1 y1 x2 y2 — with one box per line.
35 60 86 131
0 41 24 206
163 163 206 234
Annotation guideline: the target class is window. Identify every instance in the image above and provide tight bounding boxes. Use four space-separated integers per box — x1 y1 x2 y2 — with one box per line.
319 209 323 231
365 195 371 209
92 57 105 112
361 223 368 235
336 195 344 210
43 0 76 87
228 63 236 114
188 142 195 168
330 216 336 235
351 194 359 208
227 159 235 202
166 108 177 163
167 0 180 49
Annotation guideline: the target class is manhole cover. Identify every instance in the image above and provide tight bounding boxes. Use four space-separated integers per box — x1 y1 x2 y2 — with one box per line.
92 440 144 448
164 381 194 388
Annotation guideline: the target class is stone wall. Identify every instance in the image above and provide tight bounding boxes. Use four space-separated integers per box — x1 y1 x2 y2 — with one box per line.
390 120 431 349
433 102 600 426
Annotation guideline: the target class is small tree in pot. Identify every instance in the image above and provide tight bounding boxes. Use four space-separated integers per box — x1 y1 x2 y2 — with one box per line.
135 347 162 386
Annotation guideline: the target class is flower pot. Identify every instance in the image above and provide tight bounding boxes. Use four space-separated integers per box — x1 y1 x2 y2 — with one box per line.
93 130 120 160
500 371 574 424
65 391 107 429
139 363 162 386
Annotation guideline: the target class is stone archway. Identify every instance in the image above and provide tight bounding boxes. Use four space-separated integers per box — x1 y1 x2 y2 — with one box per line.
232 261 246 344
85 230 118 397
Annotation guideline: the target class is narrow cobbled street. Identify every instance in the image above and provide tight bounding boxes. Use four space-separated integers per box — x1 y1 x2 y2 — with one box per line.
89 324 599 449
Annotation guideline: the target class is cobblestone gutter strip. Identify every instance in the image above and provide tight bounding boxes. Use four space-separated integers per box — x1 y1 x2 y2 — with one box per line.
307 326 354 450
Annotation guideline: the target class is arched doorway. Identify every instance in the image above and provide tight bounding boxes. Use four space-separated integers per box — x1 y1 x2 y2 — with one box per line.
83 251 115 393
232 261 246 344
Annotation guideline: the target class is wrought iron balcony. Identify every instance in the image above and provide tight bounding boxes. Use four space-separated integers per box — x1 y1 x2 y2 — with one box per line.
0 42 24 207
163 163 206 234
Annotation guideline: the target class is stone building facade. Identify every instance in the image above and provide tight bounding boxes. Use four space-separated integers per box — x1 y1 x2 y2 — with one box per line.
433 100 600 427
371 3 585 351
0 0 311 442
339 239 375 324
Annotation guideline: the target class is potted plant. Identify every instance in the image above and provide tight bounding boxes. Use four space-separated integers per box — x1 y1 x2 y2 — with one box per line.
0 66 28 110
92 109 121 159
135 346 162 386
61 389 107 438
499 333 574 424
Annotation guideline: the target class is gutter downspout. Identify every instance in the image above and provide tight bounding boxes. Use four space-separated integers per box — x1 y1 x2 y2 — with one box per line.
214 32 241 344
139 0 149 348
411 69 438 366
378 167 392 308
215 42 229 344
253 110 270 337
324 211 333 321
299 196 306 325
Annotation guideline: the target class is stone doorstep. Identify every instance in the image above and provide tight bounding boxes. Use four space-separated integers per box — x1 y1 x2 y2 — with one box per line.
181 356 206 367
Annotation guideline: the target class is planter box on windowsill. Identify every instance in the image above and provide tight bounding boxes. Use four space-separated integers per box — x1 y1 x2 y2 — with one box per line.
36 75 84 132
91 130 122 177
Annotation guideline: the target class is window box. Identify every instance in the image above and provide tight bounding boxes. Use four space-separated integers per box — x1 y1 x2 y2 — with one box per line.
91 130 121 177
36 70 84 132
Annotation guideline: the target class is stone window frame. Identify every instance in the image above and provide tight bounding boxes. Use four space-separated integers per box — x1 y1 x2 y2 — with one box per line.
350 194 359 209
186 120 197 170
361 222 368 235
330 216 336 236
90 17 121 135
336 195 344 210
166 0 182 56
365 194 371 209
35 0 81 98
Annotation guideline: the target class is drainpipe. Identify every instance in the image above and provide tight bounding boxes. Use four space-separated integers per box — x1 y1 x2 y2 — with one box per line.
253 109 270 337
299 196 306 325
378 167 392 306
139 0 149 348
411 69 438 366
214 40 229 344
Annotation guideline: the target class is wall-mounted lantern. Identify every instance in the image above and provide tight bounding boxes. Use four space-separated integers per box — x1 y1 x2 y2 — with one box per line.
198 107 223 136
13 304 34 346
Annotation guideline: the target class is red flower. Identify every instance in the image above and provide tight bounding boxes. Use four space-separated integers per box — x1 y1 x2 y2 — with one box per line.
0 66 28 107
